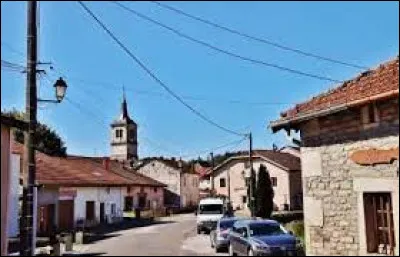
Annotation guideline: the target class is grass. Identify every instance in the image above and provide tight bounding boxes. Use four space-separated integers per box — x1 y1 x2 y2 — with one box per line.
123 211 136 218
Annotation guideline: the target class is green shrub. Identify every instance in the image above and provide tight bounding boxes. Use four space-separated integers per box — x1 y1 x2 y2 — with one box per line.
285 220 304 239
271 211 303 224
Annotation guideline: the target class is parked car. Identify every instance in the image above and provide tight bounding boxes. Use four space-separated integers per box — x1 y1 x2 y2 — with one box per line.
210 217 245 252
196 198 225 234
229 219 304 256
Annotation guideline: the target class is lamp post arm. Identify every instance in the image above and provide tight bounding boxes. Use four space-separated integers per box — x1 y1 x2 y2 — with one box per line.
37 98 60 103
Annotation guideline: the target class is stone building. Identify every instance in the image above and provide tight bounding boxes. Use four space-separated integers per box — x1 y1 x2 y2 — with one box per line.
271 57 399 256
134 158 200 208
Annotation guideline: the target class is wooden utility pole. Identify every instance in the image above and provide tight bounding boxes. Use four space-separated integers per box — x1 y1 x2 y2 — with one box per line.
248 132 255 218
210 152 215 195
21 1 38 255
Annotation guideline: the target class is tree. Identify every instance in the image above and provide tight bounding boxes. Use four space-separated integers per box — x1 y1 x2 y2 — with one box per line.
256 164 274 218
247 168 257 216
2 109 67 157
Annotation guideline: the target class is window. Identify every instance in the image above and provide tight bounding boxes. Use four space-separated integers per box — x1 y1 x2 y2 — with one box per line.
127 186 131 194
271 177 277 187
220 178 226 188
364 193 395 255
249 223 286 237
153 187 158 193
85 201 95 221
199 204 223 215
106 187 111 194
115 129 124 138
362 103 379 125
111 204 116 215
124 196 133 211
242 196 247 204
368 104 376 123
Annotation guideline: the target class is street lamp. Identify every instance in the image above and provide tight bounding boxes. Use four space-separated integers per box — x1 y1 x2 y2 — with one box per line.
38 77 68 103
54 77 67 102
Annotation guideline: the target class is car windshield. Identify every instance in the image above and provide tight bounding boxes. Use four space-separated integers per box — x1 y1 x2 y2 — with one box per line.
249 223 286 236
219 220 237 230
199 204 223 214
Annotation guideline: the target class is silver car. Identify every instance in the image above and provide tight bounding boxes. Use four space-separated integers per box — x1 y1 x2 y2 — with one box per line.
210 217 244 253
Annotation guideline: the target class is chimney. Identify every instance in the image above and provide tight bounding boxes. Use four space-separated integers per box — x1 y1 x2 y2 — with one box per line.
103 158 110 171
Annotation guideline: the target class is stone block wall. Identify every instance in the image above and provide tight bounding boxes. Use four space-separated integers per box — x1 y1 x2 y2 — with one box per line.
301 133 399 256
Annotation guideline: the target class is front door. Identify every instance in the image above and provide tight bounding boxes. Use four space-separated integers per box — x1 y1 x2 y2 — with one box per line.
58 200 74 231
124 196 133 211
100 203 105 223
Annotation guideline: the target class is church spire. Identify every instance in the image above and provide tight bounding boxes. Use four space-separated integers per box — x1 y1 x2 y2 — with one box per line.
120 86 131 121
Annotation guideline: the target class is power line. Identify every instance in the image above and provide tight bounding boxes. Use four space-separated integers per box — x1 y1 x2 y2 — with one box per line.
1 59 26 73
1 41 25 57
150 1 368 70
50 71 293 106
111 1 342 83
66 94 247 159
78 1 245 137
180 136 247 159
1 44 295 107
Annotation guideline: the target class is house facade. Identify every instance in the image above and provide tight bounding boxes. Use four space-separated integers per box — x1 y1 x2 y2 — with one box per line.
194 163 213 198
271 57 399 256
212 149 302 214
1 115 27 255
135 158 200 208
11 143 165 235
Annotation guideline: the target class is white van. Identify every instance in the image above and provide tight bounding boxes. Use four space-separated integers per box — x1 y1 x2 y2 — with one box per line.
196 198 225 234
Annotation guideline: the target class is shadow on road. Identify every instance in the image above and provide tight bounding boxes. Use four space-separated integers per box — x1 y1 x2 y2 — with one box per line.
63 252 107 256
83 218 176 244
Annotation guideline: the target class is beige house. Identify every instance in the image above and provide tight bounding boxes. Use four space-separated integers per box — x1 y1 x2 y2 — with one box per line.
271 57 399 256
135 158 199 208
211 149 302 214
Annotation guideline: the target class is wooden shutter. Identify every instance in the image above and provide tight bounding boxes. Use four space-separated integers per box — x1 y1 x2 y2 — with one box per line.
364 194 378 253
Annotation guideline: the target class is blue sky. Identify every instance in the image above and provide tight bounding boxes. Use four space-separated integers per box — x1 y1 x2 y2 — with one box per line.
1 1 398 159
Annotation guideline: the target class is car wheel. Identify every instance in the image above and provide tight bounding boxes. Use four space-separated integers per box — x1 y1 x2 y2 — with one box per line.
248 248 255 256
229 244 236 256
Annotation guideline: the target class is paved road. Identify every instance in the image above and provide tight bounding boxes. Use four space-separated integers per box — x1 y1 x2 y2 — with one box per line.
78 214 227 256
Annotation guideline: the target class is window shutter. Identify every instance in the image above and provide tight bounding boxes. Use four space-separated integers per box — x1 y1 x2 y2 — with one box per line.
364 194 378 253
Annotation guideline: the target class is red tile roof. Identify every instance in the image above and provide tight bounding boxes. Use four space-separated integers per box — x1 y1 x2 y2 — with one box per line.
281 57 399 119
68 156 166 187
254 150 301 171
193 164 212 178
12 143 164 187
212 149 301 173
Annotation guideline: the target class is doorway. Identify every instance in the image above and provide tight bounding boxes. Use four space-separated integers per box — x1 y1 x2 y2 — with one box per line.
100 202 105 224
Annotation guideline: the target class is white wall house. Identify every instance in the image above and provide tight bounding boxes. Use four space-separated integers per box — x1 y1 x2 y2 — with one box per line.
73 187 124 225
212 149 302 214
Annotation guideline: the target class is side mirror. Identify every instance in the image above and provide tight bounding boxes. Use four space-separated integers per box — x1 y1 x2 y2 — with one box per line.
194 210 197 216
242 231 248 238
288 231 294 235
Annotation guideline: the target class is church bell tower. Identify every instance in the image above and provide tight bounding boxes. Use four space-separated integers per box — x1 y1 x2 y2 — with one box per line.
110 89 138 162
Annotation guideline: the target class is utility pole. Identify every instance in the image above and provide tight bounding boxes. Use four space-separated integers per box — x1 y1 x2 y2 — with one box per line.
210 152 215 196
248 132 255 218
20 1 38 256
227 168 231 202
